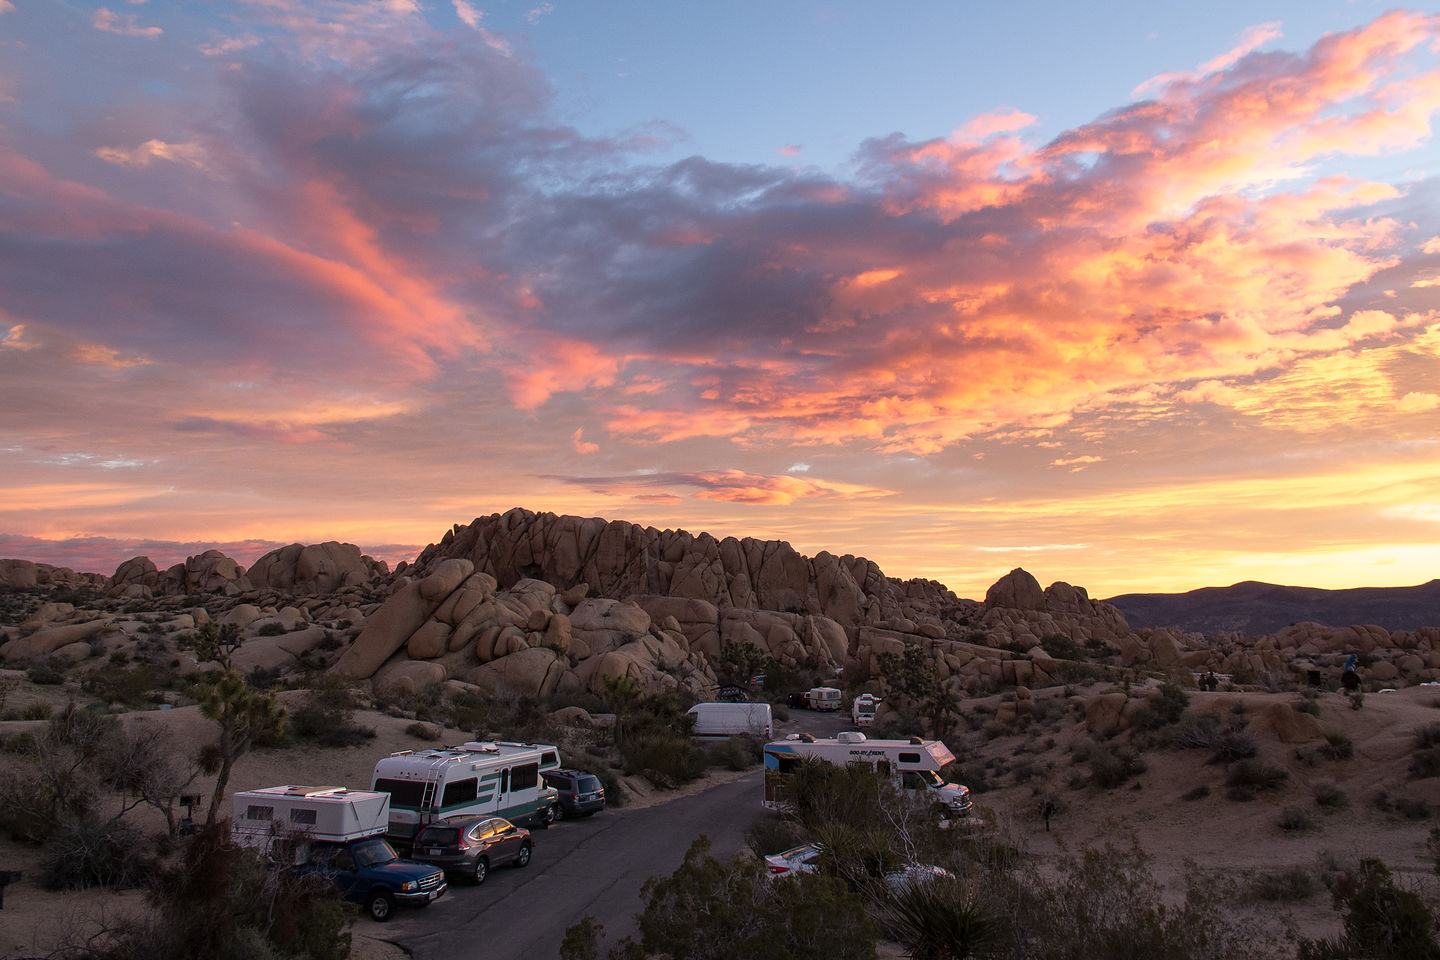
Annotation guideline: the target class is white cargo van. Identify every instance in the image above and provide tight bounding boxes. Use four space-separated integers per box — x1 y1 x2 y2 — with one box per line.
687 702 773 740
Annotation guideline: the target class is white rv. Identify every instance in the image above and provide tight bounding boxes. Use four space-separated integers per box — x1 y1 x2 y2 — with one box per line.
762 732 972 817
687 702 773 740
851 694 880 727
370 741 562 841
232 785 390 852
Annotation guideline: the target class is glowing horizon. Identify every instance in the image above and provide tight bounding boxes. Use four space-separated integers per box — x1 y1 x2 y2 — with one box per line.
1 3 1437 601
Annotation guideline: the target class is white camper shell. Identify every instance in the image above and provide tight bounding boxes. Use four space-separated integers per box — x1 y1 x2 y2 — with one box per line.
231 785 390 852
763 732 972 817
851 694 880 727
371 741 561 840
687 702 774 740
803 686 842 711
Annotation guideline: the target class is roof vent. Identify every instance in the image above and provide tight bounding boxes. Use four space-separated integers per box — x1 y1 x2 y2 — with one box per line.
837 731 867 744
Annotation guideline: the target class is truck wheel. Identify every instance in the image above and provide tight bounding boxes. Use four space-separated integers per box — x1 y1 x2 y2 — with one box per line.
515 841 532 868
541 803 557 827
553 803 567 822
365 891 395 922
471 856 490 885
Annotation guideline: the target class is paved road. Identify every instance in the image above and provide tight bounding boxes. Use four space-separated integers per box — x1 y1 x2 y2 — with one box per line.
373 706 856 959
377 768 766 960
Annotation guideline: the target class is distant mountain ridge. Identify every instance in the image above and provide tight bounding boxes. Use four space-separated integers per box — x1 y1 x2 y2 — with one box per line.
1106 579 1440 635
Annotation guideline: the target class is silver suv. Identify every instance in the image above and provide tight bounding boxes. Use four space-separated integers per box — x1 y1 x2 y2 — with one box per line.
409 816 531 885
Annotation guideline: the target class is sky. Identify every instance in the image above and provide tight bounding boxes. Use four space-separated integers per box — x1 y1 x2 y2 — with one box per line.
1 1 1439 600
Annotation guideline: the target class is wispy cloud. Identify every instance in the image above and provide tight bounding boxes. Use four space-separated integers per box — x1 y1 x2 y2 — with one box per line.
91 7 162 37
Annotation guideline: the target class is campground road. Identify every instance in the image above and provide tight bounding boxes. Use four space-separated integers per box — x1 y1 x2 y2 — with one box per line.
378 767 767 960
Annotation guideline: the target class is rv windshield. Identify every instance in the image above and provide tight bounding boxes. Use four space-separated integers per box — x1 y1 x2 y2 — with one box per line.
351 838 399 868
919 770 946 787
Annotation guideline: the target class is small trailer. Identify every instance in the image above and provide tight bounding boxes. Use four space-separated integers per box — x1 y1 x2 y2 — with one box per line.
803 686 842 711
763 732 972 817
232 785 390 851
371 741 562 840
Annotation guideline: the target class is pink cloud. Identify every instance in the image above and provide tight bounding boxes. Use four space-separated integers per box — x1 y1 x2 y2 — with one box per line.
91 8 162 37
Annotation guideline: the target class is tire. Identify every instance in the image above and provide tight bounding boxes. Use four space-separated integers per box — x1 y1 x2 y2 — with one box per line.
365 891 395 923
472 856 490 885
514 841 532 868
553 803 567 822
541 803 557 827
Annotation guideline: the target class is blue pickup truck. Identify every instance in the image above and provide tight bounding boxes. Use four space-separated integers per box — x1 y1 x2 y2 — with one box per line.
299 834 447 921
232 786 447 922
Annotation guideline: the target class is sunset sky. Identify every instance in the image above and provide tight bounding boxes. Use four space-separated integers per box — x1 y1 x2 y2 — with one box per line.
2 1 1438 599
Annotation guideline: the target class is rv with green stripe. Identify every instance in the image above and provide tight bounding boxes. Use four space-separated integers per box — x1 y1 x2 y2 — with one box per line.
370 741 562 841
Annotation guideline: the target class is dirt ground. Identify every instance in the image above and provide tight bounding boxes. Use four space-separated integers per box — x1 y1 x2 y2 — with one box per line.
4 680 1440 958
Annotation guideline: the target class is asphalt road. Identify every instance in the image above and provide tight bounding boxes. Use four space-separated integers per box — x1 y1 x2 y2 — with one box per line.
372 707 854 960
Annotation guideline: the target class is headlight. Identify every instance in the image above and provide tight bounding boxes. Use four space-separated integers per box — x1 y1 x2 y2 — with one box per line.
400 880 417 892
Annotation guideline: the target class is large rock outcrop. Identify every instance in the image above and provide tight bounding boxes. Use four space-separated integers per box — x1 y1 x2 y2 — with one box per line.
245 542 386 595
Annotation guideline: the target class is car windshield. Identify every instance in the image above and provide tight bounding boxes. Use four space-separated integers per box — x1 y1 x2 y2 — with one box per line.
351 838 399 867
778 843 821 861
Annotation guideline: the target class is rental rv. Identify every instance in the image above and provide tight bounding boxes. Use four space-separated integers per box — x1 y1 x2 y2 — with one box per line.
370 741 562 840
231 785 391 851
763 732 972 816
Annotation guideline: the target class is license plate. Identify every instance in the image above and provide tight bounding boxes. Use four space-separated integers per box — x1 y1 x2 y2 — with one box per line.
428 848 442 855
428 889 440 900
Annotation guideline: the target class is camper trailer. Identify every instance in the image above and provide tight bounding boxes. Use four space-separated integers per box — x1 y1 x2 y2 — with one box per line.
763 732 972 817
803 686 842 711
851 694 880 727
232 785 391 850
370 741 562 840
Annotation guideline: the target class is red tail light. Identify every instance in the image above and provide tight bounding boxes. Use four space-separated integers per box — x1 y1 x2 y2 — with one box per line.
769 865 788 874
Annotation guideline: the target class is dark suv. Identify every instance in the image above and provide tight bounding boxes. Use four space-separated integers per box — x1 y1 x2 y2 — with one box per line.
541 769 606 819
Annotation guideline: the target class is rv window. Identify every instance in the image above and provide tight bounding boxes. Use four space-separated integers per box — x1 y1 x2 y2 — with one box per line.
442 777 478 806
877 760 892 776
901 771 924 789
541 751 558 766
499 769 509 793
246 805 274 821
374 778 427 808
898 752 921 764
511 763 539 792
290 808 317 825
776 756 799 774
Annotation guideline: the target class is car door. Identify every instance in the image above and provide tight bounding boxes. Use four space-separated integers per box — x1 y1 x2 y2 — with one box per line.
486 818 519 864
319 845 363 901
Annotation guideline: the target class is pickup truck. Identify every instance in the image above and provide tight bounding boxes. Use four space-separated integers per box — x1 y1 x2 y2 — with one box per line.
296 835 447 921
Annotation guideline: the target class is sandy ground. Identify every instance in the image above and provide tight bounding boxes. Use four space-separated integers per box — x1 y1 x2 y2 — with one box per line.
4 681 1440 957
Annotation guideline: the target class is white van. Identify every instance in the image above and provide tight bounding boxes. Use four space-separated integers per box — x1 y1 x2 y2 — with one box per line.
687 702 773 740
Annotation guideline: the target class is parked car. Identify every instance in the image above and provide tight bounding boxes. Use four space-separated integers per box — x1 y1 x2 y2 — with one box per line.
297 836 447 921
764 842 823 877
409 815 532 885
541 768 607 818
884 863 956 892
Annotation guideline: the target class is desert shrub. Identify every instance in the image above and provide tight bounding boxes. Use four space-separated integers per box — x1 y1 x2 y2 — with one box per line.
1040 633 1083 661
1228 785 1256 802
746 817 807 858
771 701 791 722
1314 782 1349 811
1181 784 1211 801
405 721 442 741
22 702 51 720
39 815 153 890
1298 858 1440 960
1279 806 1316 832
284 684 374 748
1411 725 1440 779
565 749 625 809
705 735 761 771
1395 796 1431 820
255 621 287 637
1227 758 1289 792
602 835 878 960
619 731 707 788
26 662 65 685
1089 745 1147 788
1414 723 1440 750
1250 865 1319 902
1132 683 1190 732
1322 731 1354 761
1295 697 1321 717
81 663 169 708
884 876 1002 960
1173 711 1257 763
